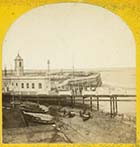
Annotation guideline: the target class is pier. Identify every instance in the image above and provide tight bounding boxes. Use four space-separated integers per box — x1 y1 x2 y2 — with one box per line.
3 93 136 117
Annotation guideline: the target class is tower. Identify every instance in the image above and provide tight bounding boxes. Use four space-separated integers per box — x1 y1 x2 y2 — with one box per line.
15 53 24 76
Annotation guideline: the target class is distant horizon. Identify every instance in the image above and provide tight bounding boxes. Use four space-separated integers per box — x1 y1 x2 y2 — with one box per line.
3 66 136 72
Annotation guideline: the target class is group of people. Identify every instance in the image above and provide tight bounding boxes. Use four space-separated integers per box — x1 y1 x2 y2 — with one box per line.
71 87 83 95
63 108 92 121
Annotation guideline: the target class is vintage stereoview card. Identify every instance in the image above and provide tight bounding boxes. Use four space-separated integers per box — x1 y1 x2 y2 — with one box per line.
0 0 140 147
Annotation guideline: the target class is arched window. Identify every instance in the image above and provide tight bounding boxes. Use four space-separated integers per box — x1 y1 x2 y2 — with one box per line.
19 61 22 67
38 83 42 89
21 83 24 88
32 83 35 89
27 83 29 88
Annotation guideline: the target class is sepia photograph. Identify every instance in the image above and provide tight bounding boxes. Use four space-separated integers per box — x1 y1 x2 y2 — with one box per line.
2 3 136 144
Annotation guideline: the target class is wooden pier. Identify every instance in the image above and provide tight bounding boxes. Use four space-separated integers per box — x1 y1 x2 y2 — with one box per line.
3 93 136 117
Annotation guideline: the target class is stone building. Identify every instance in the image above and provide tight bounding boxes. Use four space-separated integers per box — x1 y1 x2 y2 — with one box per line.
2 54 51 95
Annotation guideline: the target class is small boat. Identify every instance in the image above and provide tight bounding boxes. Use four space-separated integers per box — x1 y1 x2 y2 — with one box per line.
20 106 46 113
22 111 55 125
68 111 75 118
79 111 91 121
29 117 55 125
20 102 49 114
82 114 90 121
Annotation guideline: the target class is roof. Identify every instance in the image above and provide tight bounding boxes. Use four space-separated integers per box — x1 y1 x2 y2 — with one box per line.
3 75 48 80
15 53 23 60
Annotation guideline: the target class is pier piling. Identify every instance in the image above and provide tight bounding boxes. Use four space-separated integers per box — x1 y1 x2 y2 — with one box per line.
97 96 99 111
110 97 113 117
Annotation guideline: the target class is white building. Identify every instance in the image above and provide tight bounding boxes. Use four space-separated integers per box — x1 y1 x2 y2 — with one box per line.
3 54 51 95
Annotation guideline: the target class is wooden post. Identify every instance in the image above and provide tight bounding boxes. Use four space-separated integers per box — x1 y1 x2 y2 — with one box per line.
113 96 115 117
110 97 113 117
37 96 39 105
65 97 67 106
83 97 85 105
74 96 75 105
12 94 15 108
71 96 73 106
58 98 61 106
115 97 118 115
20 94 22 101
90 97 92 110
97 96 99 111
63 97 65 106
37 99 39 105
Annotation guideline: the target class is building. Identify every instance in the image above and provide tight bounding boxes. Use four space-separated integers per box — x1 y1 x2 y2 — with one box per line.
2 54 51 95
2 54 102 95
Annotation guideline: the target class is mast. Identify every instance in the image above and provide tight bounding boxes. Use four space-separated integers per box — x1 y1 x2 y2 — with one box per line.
72 53 75 80
72 54 75 94
47 60 50 76
47 60 51 91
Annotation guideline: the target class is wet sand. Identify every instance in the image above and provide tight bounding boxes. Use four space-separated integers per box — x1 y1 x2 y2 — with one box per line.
3 107 136 143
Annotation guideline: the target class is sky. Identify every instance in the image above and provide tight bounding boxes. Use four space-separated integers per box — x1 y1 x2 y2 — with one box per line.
2 3 136 70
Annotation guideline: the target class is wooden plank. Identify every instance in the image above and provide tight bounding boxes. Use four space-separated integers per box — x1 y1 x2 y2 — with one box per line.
6 94 136 102
3 93 136 98
67 99 136 102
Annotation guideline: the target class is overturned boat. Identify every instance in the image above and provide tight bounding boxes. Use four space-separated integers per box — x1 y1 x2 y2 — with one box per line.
22 111 55 125
20 102 49 114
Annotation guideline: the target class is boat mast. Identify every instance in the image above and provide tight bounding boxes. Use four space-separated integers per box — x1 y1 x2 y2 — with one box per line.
72 54 75 94
47 60 51 91
72 53 75 80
